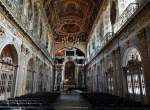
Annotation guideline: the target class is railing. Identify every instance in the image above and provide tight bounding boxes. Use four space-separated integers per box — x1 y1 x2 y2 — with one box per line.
114 3 139 33
88 32 113 62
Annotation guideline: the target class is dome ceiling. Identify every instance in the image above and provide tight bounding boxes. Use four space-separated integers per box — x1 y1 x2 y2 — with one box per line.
44 0 104 43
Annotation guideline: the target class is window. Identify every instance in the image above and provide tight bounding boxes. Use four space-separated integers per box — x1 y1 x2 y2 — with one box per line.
66 51 74 56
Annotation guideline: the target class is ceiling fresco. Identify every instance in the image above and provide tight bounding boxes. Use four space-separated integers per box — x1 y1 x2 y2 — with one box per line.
44 0 104 43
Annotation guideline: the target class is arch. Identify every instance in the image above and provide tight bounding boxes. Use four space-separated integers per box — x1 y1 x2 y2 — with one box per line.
76 48 85 56
64 61 76 86
0 44 18 100
122 47 142 67
122 47 146 98
33 2 40 33
0 44 18 65
110 0 118 25
55 44 86 55
55 47 85 57
25 58 35 94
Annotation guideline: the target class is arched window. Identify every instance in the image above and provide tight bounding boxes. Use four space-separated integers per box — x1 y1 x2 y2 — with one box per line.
123 48 146 97
0 45 18 100
33 3 40 33
110 1 117 25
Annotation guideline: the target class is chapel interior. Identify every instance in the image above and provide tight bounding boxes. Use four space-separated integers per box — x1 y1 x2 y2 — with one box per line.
0 0 150 110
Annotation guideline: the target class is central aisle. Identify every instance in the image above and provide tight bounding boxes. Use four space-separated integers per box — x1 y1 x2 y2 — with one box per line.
52 93 90 110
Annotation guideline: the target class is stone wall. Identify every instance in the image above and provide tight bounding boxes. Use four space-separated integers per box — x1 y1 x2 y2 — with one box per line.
0 6 54 99
86 1 150 104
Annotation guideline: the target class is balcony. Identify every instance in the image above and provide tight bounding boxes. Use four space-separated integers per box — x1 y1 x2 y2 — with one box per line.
114 3 139 33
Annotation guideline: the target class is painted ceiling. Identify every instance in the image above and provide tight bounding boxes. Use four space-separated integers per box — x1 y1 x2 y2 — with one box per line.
44 0 104 43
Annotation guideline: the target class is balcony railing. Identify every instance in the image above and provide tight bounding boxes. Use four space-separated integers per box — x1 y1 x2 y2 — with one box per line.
114 3 139 33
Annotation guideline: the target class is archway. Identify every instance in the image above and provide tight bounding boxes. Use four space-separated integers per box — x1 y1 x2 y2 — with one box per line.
122 47 146 101
110 0 118 25
26 58 35 94
0 44 18 100
64 61 76 88
122 47 142 67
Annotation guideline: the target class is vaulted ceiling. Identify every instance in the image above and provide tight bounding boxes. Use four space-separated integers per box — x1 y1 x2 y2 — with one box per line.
44 0 104 43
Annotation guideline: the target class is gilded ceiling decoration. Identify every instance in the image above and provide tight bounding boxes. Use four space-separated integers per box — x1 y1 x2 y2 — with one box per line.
44 0 104 43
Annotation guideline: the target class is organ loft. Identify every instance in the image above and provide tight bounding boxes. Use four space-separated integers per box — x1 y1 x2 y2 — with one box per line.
0 0 150 110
